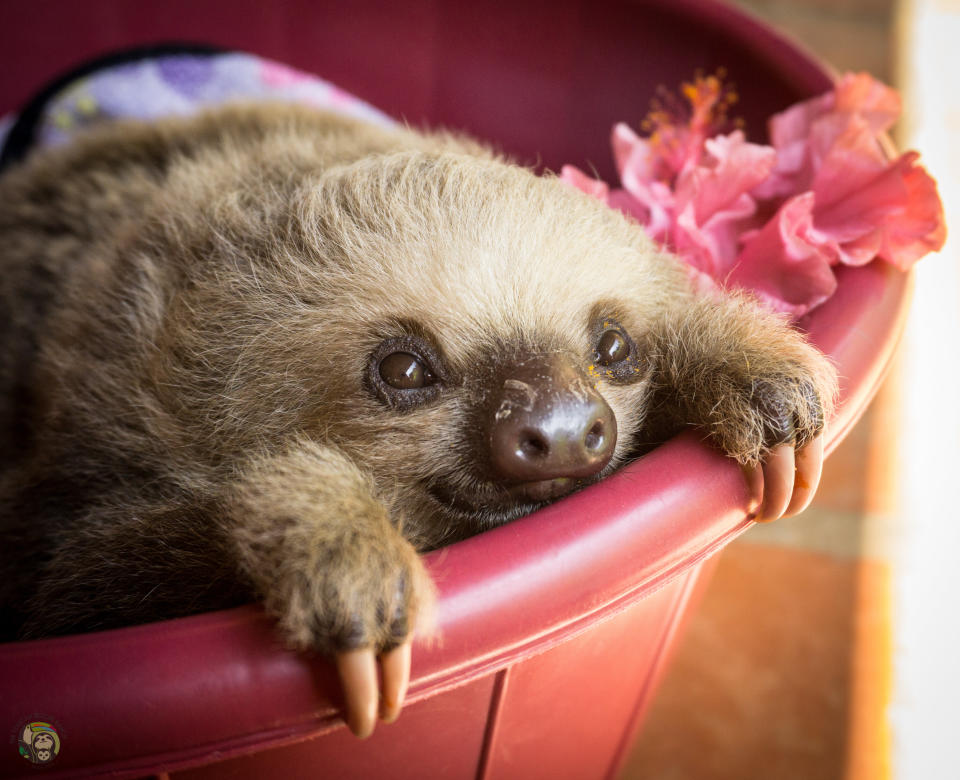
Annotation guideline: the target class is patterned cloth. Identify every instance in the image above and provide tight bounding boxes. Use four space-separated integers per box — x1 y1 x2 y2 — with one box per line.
0 49 394 163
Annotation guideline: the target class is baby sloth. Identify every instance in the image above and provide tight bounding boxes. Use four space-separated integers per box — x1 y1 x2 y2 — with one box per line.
0 103 835 737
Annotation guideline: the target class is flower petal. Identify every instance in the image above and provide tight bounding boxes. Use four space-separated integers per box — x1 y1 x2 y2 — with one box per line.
813 144 946 268
558 165 673 239
761 72 901 199
809 114 888 209
727 193 839 317
611 123 646 177
833 72 901 134
608 188 666 233
677 131 776 223
876 152 947 268
667 132 776 274
559 164 610 200
767 91 835 152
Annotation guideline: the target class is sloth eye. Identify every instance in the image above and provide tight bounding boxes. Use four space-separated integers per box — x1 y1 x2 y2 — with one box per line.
595 328 631 365
589 320 643 384
368 335 444 411
379 351 434 389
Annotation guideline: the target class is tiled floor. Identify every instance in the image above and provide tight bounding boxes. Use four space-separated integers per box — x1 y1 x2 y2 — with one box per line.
619 1 902 777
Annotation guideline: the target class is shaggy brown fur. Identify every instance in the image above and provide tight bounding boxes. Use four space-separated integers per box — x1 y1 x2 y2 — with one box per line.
0 103 835 653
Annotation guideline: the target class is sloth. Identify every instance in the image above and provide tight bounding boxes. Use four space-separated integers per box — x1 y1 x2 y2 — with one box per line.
0 103 836 737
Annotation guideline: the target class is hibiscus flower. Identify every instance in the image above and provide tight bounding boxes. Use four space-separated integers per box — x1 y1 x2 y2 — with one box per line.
562 72 945 318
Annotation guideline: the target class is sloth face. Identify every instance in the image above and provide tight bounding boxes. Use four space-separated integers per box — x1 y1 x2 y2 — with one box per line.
310 157 683 541
370 322 627 490
308 210 673 541
156 146 689 545
350 310 655 541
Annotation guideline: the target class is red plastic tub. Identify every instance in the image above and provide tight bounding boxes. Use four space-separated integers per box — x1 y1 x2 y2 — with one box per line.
0 1 911 778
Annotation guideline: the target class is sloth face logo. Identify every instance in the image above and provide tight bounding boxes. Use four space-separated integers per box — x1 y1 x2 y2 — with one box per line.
18 721 61 765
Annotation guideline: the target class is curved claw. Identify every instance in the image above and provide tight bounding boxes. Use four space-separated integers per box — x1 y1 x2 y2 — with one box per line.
756 444 796 522
748 432 825 523
784 433 824 518
379 641 412 723
335 638 414 738
335 648 379 738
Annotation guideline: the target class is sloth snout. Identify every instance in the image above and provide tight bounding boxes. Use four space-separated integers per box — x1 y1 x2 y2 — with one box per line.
488 354 617 484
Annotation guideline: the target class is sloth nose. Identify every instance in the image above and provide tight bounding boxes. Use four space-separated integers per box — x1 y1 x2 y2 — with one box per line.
488 354 617 483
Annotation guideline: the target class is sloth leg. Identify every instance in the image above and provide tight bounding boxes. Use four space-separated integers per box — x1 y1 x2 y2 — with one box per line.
226 438 435 738
645 293 836 521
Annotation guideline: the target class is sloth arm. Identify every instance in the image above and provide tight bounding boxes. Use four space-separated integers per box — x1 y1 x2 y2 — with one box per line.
7 438 429 738
641 291 835 520
226 438 435 738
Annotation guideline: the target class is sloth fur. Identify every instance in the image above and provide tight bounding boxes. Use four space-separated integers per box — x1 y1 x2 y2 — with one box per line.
0 104 835 654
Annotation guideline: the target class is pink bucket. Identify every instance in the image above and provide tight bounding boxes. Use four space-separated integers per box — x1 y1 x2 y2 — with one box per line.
0 1 910 777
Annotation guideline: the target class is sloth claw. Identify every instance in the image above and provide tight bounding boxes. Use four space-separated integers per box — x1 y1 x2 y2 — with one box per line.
756 444 795 522
784 432 824 517
752 377 825 451
335 638 413 738
746 375 826 521
747 433 825 523
335 647 379 738
379 641 412 723
318 549 423 737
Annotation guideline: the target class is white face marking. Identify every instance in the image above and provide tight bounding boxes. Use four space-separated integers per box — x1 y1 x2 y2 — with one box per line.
566 372 593 404
495 378 537 422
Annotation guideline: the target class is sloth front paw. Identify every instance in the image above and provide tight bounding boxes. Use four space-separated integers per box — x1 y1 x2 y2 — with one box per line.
228 443 438 738
277 534 434 738
275 540 428 653
708 371 829 467
749 376 825 454
714 371 831 522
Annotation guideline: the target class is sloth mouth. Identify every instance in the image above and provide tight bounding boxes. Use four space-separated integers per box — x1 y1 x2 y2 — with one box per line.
503 477 579 503
426 474 598 522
